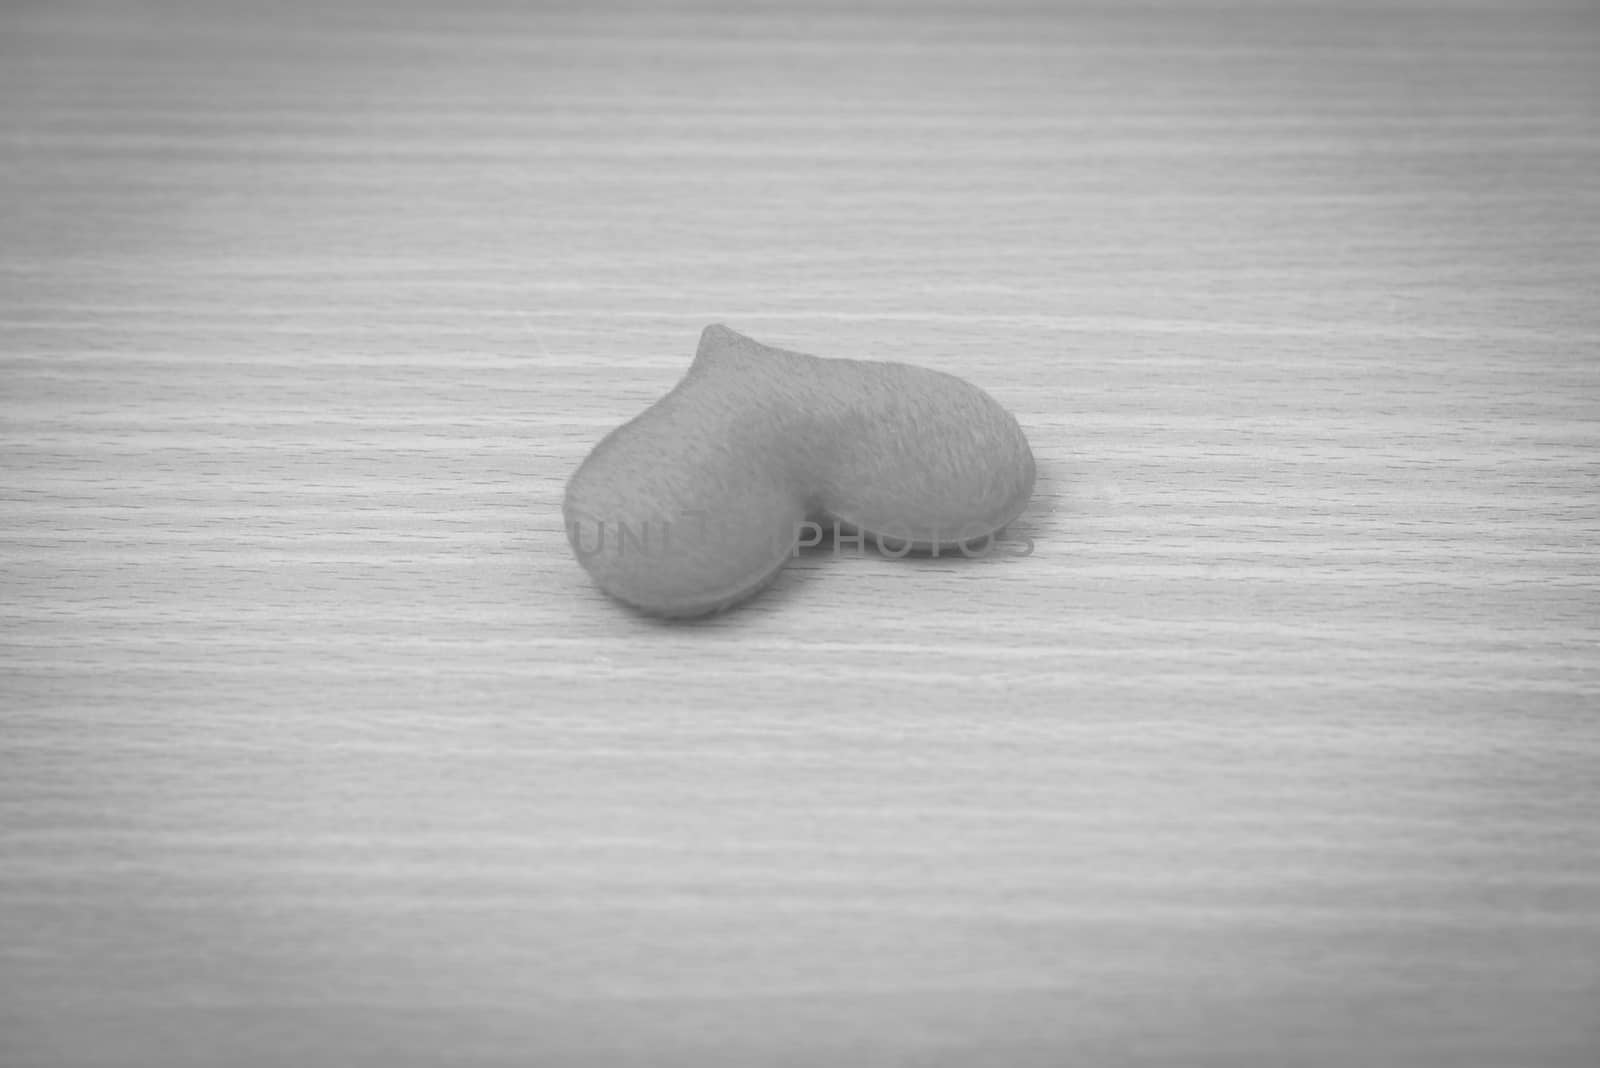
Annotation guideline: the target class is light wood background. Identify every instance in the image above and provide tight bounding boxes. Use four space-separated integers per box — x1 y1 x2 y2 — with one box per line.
3 1 1598 1065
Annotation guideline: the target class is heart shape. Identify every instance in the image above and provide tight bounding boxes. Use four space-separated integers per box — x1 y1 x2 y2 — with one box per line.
564 325 1035 616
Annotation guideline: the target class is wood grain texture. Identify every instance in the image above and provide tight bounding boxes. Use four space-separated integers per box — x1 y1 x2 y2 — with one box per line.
3 1 1598 1065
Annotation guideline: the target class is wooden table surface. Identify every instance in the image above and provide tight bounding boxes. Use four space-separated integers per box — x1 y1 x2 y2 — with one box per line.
3 1 1598 1065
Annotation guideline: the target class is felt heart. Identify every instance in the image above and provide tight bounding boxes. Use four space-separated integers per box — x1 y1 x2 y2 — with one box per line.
564 325 1035 617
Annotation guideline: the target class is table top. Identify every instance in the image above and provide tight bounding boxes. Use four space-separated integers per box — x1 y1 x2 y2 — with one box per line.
4 1 1598 1065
